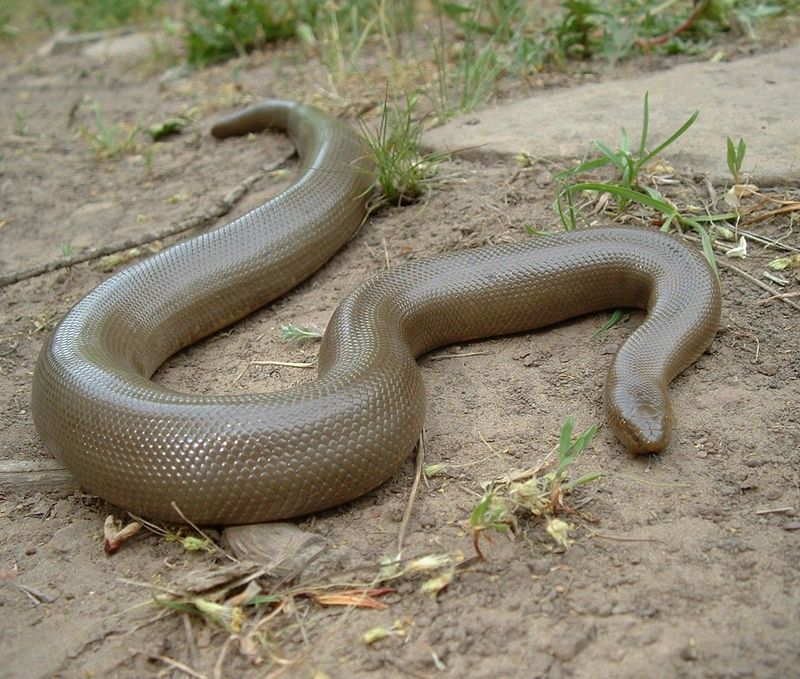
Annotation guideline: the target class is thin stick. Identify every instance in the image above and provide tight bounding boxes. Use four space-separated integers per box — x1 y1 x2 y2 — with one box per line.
213 636 235 679
382 236 391 269
428 351 492 361
759 291 800 304
755 506 795 515
583 526 665 543
717 258 800 312
250 360 315 369
148 653 208 679
182 614 200 672
397 431 426 555
169 501 236 562
743 202 800 227
0 154 293 288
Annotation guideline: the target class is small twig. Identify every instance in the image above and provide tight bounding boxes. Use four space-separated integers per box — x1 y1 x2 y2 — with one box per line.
213 635 236 679
182 614 200 672
758 291 800 305
249 360 316 369
755 506 794 515
742 202 800 227
18 584 56 605
169 501 236 562
583 526 665 543
397 431 426 555
0 154 293 288
382 236 391 269
274 547 328 591
717 258 800 312
147 652 208 679
428 350 492 361
737 228 800 253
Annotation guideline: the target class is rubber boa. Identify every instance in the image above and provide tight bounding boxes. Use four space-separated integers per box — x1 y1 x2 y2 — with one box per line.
30 101 721 524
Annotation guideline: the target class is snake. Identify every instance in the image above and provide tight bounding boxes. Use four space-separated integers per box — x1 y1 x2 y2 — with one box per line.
30 100 722 525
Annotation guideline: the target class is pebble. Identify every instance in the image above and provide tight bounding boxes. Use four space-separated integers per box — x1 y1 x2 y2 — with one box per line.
744 458 768 467
47 522 87 554
714 387 747 404
680 641 699 661
36 29 110 57
82 31 168 63
757 362 779 376
24 545 37 556
528 558 553 576
595 602 613 617
550 625 595 661
601 342 620 355
221 522 338 579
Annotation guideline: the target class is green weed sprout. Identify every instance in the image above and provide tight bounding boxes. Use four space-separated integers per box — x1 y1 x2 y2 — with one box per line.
280 323 323 343
554 92 721 276
470 416 601 558
85 104 139 158
470 490 516 560
726 136 747 184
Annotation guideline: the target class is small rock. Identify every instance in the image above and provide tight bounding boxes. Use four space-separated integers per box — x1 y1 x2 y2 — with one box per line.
595 601 613 617
83 31 167 63
159 64 192 84
783 521 800 531
24 545 37 556
550 626 595 661
528 558 553 576
714 387 747 405
37 29 110 57
744 458 768 468
601 342 620 355
756 362 779 376
47 522 87 553
680 641 699 661
222 522 347 580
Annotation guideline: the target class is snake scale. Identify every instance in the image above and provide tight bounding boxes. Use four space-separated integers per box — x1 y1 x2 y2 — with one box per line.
31 101 721 524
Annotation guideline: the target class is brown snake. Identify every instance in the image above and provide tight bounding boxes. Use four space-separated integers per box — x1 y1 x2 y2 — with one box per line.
31 101 721 524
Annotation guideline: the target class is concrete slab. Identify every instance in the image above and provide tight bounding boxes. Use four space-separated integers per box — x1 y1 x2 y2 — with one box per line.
423 44 800 185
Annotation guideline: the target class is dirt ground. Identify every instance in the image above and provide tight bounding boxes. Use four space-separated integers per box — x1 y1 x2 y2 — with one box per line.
1 21 799 679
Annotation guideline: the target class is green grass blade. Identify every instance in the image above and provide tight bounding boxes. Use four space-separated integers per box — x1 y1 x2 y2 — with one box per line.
639 109 699 168
680 217 719 278
563 471 604 491
559 416 575 458
555 155 611 181
567 182 679 216
638 91 650 159
592 309 625 337
726 136 736 178
594 140 626 173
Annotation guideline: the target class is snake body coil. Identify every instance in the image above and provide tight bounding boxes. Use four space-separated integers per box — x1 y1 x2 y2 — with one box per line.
31 101 721 524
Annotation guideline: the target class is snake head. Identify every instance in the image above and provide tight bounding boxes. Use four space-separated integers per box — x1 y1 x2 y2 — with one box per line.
604 380 672 454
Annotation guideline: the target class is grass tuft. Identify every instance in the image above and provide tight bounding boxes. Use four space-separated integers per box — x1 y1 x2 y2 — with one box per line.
360 94 449 211
470 416 601 558
83 104 139 158
552 92 724 276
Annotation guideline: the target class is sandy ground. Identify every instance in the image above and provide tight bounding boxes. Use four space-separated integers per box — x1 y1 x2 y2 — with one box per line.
1 24 799 679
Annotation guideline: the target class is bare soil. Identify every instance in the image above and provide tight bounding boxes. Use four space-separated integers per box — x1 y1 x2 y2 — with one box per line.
1 26 799 679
